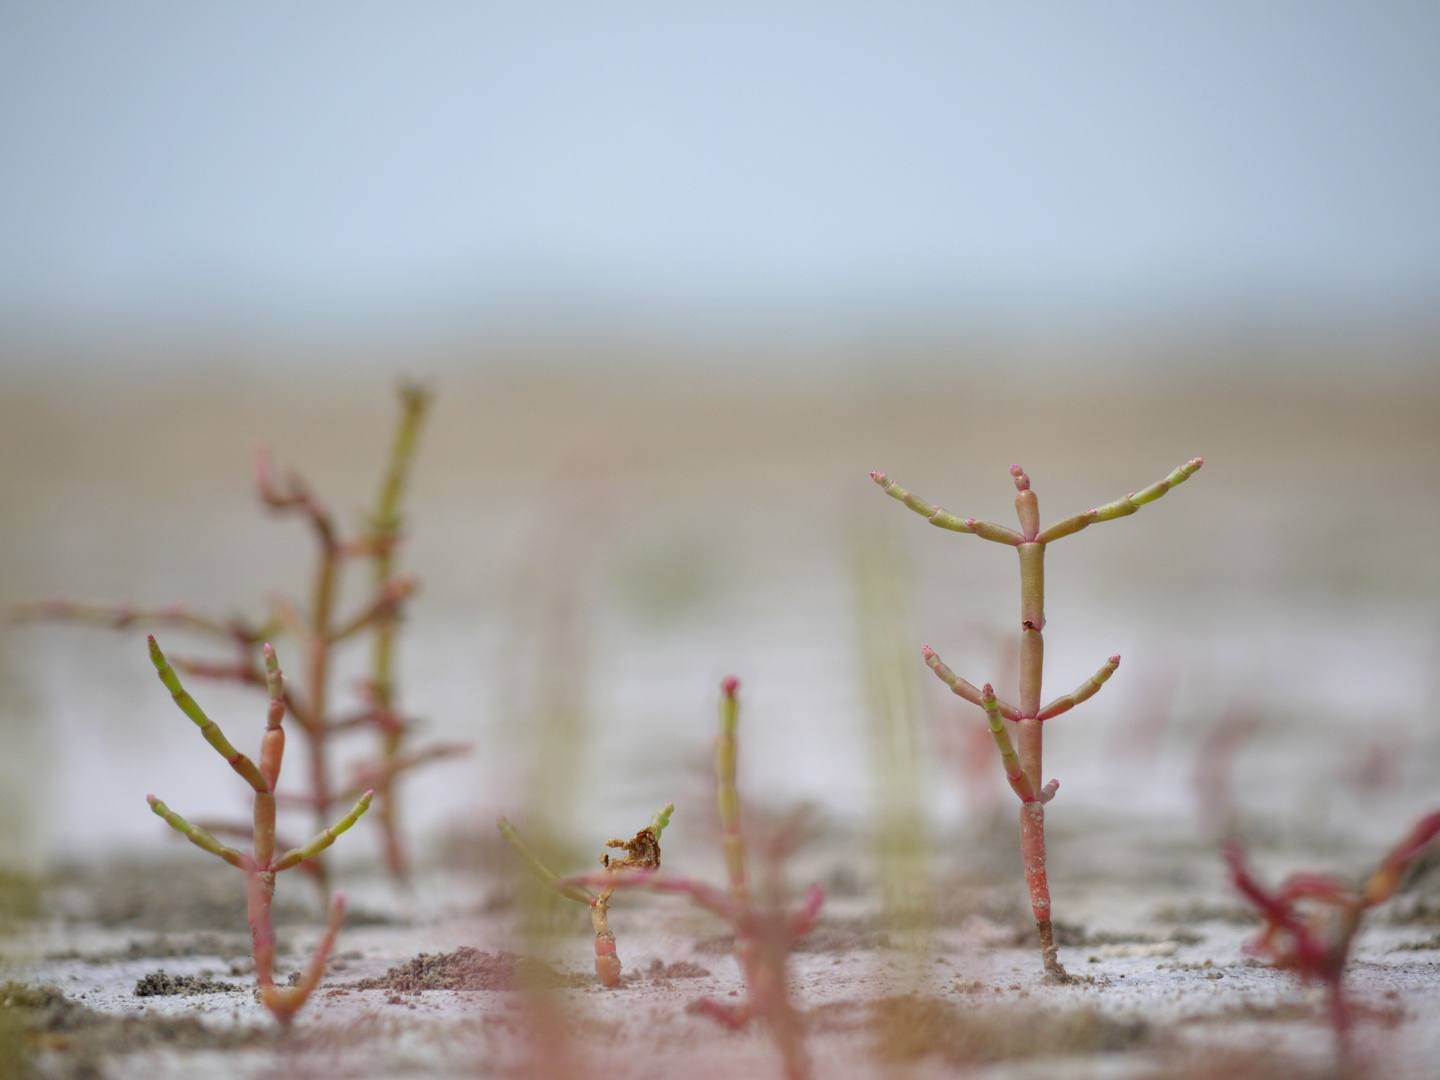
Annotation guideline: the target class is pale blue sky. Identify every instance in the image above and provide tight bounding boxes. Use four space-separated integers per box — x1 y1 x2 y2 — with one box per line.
2 2 1438 338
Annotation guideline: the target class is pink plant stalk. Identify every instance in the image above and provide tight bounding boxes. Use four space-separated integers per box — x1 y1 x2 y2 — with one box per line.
1191 704 1261 841
872 459 1202 979
8 384 463 888
566 678 824 1080
496 804 674 988
1226 809 1440 1057
145 635 372 1026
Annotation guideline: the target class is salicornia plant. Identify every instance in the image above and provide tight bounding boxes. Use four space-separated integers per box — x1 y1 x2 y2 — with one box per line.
496 804 674 987
145 634 372 1026
566 678 824 1080
9 384 462 888
1226 809 1440 1058
871 459 1202 979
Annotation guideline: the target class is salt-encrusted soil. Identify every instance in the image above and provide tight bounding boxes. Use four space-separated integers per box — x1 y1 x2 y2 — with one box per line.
6 817 1440 1080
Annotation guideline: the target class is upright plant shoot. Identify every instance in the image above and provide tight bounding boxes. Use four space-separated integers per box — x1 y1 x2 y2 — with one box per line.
144 635 372 1025
496 804 674 987
872 459 1202 979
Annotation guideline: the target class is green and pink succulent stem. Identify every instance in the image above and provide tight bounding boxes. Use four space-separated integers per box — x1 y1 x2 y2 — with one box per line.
145 634 372 1026
362 382 433 882
564 678 823 1080
1227 809 1440 1059
874 458 1201 979
13 385 463 890
498 803 674 988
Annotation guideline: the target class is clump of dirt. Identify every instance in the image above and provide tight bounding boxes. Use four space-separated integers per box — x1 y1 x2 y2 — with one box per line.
48 932 261 964
933 886 1031 929
339 907 403 927
345 948 588 992
644 959 709 980
695 915 894 957
46 858 309 931
2 981 263 1064
1081 927 1206 947
2 983 96 1035
1010 919 1088 948
1134 1046 1371 1080
1383 897 1440 926
0 869 39 932
873 994 1152 1065
795 916 894 953
1184 999 1405 1029
133 971 241 997
1151 901 1259 926
693 933 735 956
1391 931 1440 951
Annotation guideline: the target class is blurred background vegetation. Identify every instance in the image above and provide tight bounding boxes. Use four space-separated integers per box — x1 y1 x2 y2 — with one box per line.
1 4 1436 886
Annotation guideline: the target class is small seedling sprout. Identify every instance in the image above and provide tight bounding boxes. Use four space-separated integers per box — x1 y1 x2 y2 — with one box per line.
872 459 1202 979
497 804 674 987
1226 808 1440 1059
564 678 824 1080
145 635 372 1026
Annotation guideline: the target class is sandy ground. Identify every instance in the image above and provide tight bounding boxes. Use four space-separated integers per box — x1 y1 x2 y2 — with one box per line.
5 812 1440 1079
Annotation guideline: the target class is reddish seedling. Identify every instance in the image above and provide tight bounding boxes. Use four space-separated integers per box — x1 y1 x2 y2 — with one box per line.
566 678 824 1080
1226 809 1440 1058
496 804 674 987
144 635 372 1026
872 459 1202 979
9 384 464 887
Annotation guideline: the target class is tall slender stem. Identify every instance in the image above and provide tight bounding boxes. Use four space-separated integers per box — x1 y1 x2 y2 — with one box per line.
247 869 278 990
1010 468 1064 976
717 676 748 906
148 637 368 1027
874 459 1201 980
366 383 430 881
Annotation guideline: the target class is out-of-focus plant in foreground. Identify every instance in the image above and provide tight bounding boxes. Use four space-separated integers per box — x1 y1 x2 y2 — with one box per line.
1226 809 1440 1059
566 678 823 1080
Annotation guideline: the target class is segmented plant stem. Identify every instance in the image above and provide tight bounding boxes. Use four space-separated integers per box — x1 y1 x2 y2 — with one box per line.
254 645 285 868
260 895 348 1027
367 383 432 880
498 804 673 988
148 636 268 793
147 637 368 1026
146 796 247 868
273 790 375 871
874 458 1201 980
717 676 748 905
